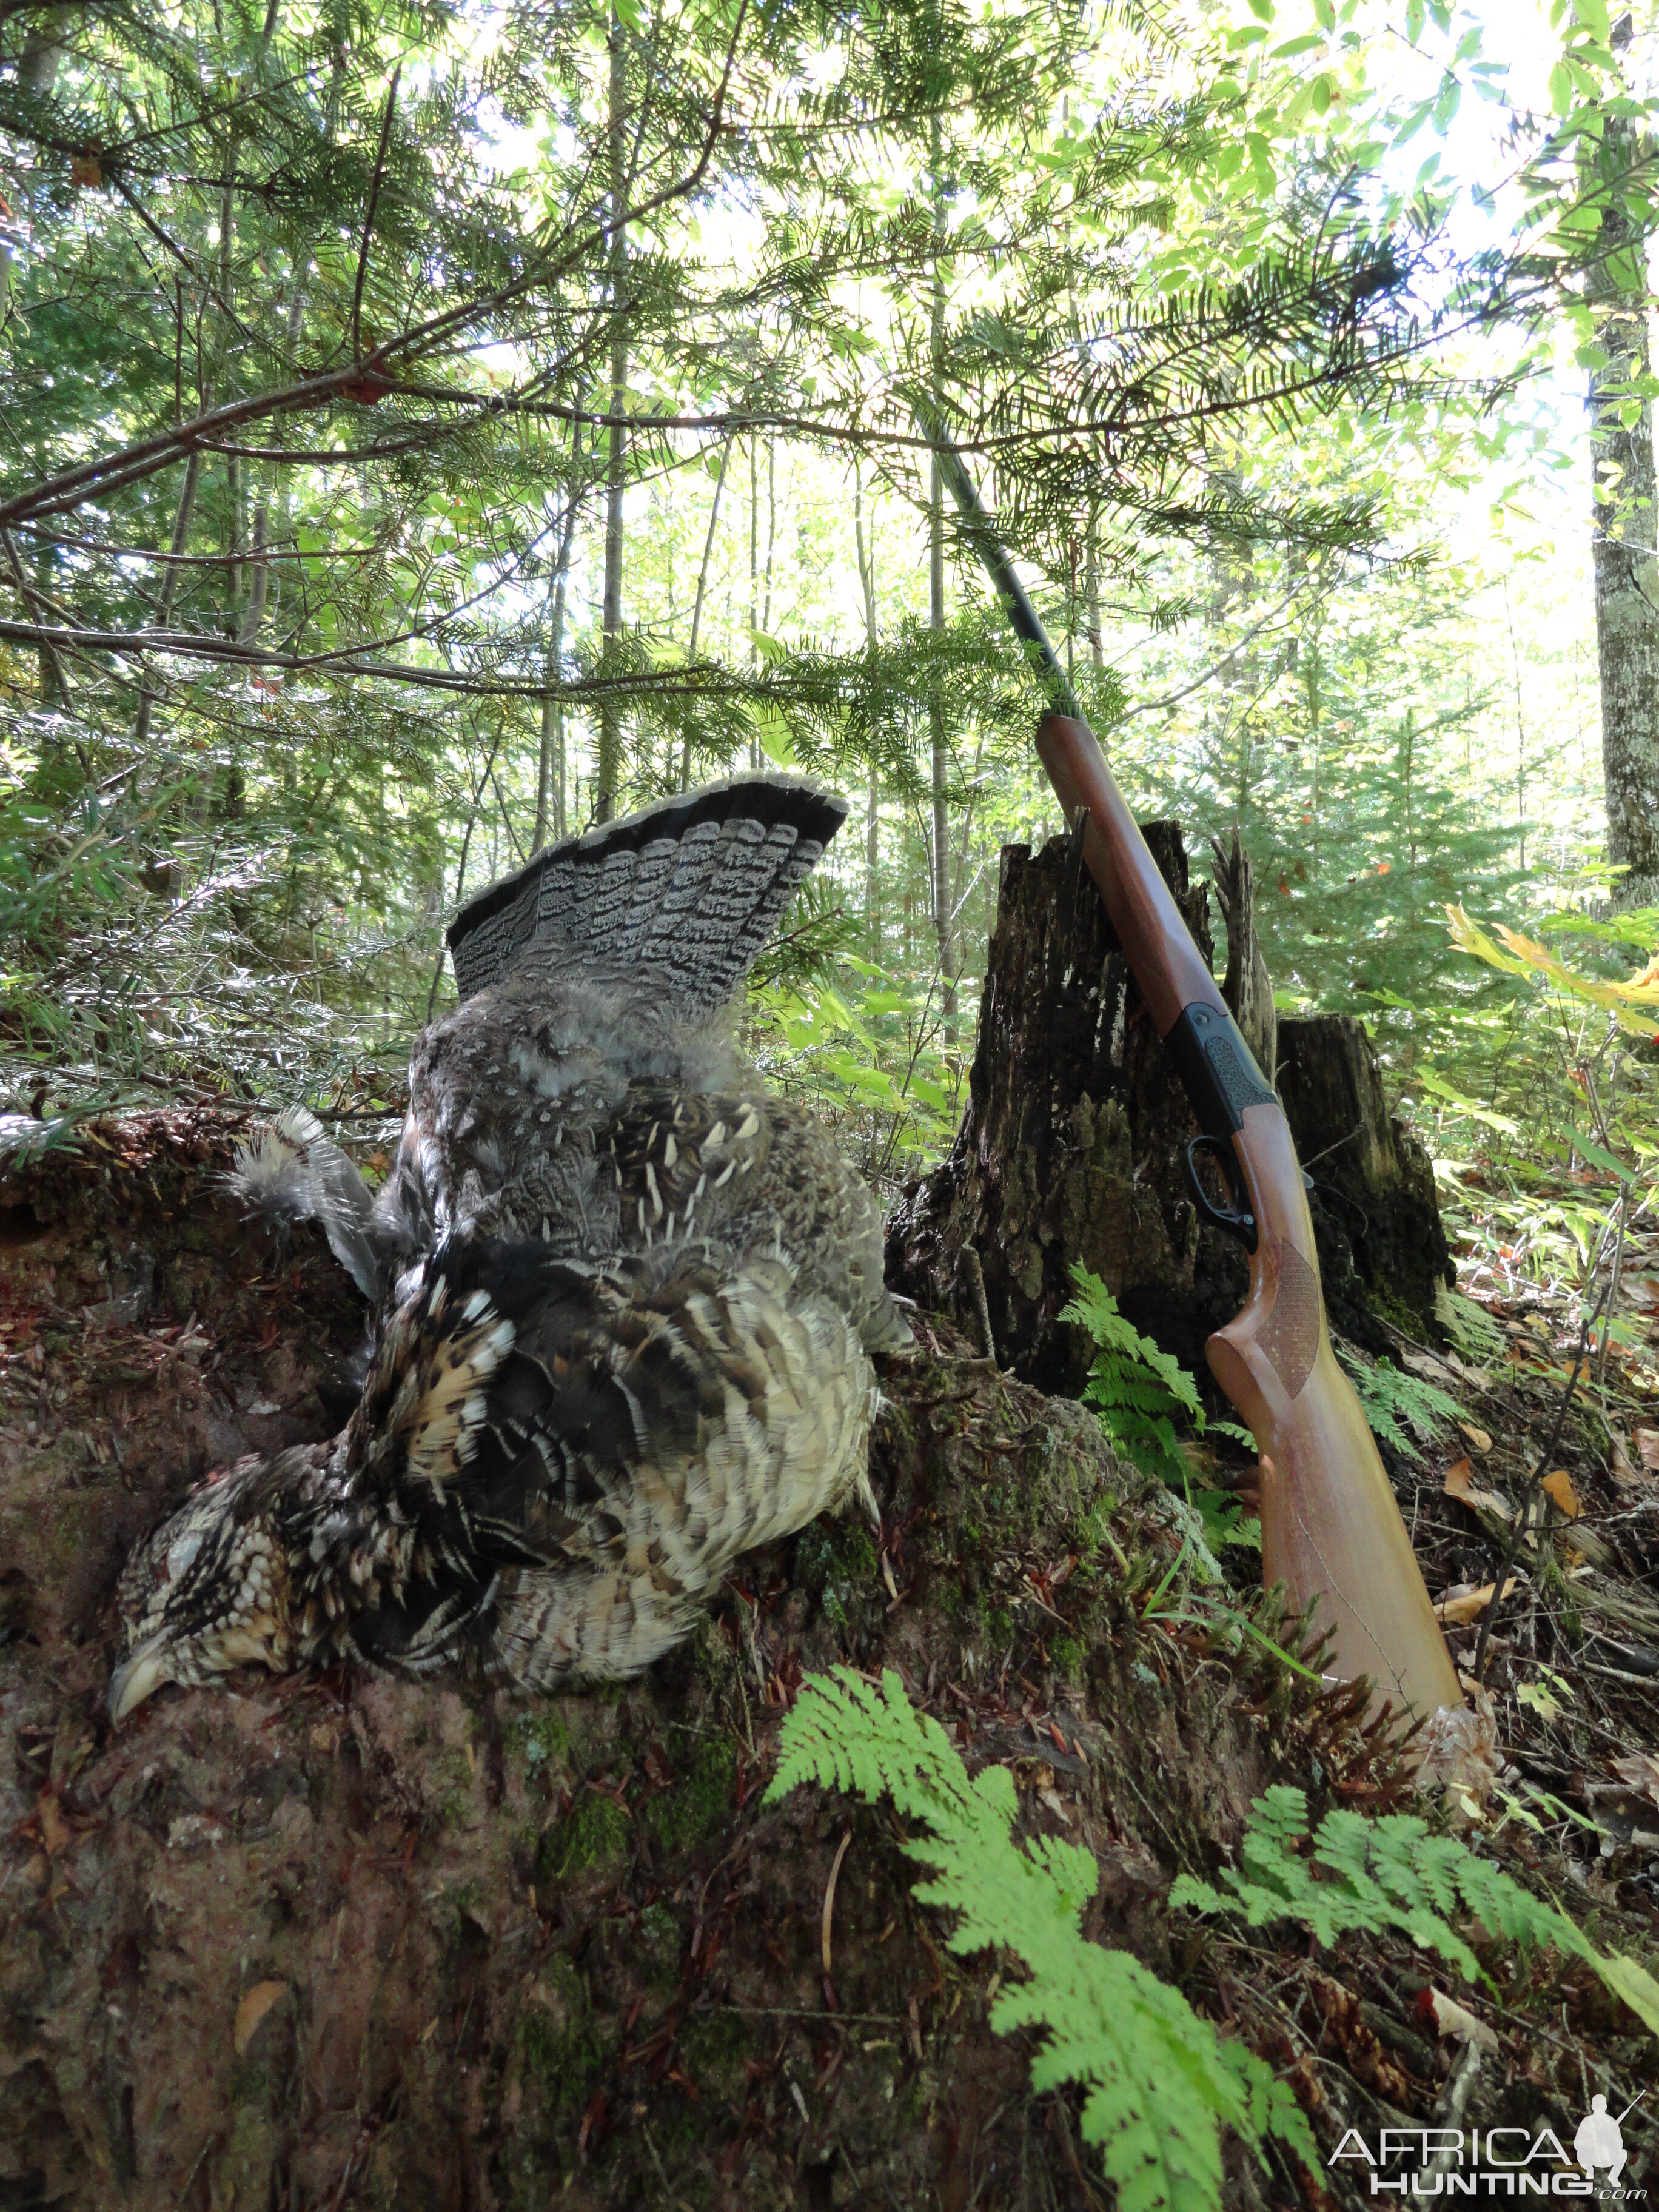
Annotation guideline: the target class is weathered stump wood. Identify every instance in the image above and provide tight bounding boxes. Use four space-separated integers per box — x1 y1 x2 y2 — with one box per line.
885 830 1453 1401
1276 1012 1453 1351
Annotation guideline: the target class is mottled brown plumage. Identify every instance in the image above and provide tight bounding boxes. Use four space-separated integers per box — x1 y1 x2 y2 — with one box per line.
113 776 905 1716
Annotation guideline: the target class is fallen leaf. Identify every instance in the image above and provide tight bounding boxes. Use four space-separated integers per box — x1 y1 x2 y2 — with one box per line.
1612 1752 1659 1811
1421 1989 1499 2053
1433 1577 1521 1625
233 1980 287 2055
1517 1679 1566 1723
1638 1429 1659 1474
36 1792 69 1857
1414 1686 1497 1800
1540 1469 1581 1519
1458 1421 1493 1453
1443 1459 1515 1523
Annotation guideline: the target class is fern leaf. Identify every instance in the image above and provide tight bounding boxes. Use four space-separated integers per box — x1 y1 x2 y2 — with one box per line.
770 1669 1312 2211
1173 1785 1659 2043
1594 1952 1659 2041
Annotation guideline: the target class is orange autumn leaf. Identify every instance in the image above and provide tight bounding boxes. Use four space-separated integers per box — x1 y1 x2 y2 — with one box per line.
1540 1469 1581 1519
1433 1577 1520 1625
233 1981 287 2055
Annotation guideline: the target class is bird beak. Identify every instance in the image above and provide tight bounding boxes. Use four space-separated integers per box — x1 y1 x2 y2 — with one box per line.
107 1634 174 1724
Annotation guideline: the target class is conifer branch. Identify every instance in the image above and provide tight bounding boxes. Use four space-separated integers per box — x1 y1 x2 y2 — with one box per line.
349 64 401 368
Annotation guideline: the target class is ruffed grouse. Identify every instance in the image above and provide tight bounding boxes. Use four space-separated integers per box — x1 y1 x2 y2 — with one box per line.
110 776 907 1720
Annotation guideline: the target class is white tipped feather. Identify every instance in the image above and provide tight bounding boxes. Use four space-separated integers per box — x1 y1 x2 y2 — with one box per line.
227 1108 381 1298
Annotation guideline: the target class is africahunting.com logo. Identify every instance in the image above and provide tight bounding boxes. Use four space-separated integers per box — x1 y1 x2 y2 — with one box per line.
1330 2094 1647 2197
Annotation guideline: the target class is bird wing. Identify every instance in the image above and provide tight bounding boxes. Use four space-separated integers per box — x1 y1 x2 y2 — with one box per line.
336 1238 877 1684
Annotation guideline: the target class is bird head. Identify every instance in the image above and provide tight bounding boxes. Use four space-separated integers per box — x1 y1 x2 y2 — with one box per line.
108 1453 305 1722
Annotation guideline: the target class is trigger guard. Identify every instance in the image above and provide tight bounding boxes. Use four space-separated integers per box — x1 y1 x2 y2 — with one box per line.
1183 1134 1258 1253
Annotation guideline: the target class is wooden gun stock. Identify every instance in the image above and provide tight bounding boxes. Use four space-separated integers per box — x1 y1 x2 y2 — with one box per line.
1038 713 1460 1720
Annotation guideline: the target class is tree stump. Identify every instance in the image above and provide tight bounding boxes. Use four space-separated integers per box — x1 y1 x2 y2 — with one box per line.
1275 1013 1453 1352
885 830 1453 1401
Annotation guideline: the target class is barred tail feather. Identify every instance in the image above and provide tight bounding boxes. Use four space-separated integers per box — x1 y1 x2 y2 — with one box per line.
446 774 848 1005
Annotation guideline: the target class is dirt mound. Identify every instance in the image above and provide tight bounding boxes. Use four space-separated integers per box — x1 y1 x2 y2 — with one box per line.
0 1113 1634 2209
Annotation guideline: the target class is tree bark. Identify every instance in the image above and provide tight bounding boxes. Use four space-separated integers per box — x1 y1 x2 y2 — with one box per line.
928 116 955 1037
1210 826 1275 1084
854 461 882 960
595 7 628 824
534 433 584 853
1589 59 1659 912
679 435 732 791
131 451 203 751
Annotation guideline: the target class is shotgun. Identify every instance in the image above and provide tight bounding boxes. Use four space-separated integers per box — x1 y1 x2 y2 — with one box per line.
930 434 1459 1720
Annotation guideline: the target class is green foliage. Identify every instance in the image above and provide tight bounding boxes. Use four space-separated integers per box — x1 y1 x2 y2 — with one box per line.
1434 1284 1507 1368
1171 1786 1659 2041
1061 1265 1259 1553
1334 1347 1463 1464
1429 897 1659 1322
1449 904 1659 1044
767 1668 1318 2211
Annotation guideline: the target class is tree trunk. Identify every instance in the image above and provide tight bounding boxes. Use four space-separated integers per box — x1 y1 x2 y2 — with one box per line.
1273 1011 1453 1352
679 436 732 791
928 117 954 1038
886 826 1452 1399
534 439 583 853
1209 826 1275 1084
854 463 881 960
131 451 204 751
595 8 628 824
1589 64 1659 912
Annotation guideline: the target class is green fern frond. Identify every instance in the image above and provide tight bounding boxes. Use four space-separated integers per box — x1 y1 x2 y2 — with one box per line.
1063 1264 1258 1552
1063 1267 1203 1425
1171 1786 1659 2042
1335 1346 1463 1462
1434 1284 1506 1366
768 1669 1319 2211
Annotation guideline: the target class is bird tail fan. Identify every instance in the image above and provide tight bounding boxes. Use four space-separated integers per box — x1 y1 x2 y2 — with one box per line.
446 774 848 1005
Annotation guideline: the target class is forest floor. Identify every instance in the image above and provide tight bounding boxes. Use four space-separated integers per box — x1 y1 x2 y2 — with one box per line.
0 1110 1656 2210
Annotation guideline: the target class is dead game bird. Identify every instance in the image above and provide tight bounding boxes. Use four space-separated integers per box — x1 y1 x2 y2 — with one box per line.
112 776 907 1720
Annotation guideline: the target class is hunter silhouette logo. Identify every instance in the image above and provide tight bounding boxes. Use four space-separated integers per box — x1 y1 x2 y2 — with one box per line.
1575 2094 1647 2194
1576 2097 1626 2187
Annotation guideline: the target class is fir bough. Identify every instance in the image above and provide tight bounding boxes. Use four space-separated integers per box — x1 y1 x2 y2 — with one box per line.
767 1668 1317 2212
1172 1785 1659 2039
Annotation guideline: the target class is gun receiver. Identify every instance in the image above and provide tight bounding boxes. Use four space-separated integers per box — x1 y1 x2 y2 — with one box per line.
932 434 1459 1720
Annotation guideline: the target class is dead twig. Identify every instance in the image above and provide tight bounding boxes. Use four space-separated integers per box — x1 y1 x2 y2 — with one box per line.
962 1244 997 1364
350 65 401 366
822 1827 853 1976
1474 1279 1612 1685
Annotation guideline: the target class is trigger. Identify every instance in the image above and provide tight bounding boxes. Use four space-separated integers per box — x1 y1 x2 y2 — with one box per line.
1183 1135 1258 1254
